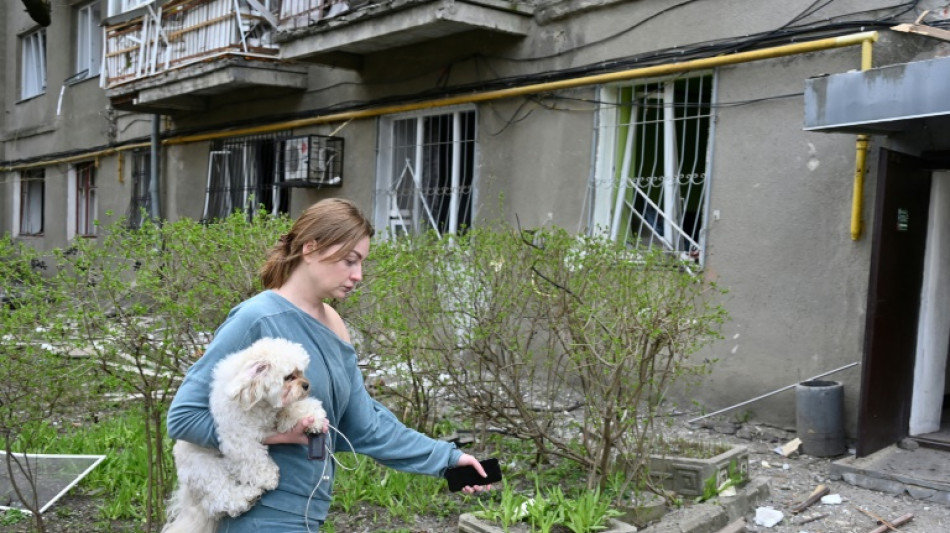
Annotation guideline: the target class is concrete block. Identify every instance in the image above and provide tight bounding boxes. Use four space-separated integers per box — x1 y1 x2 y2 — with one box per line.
718 477 770 522
673 503 729 533
646 445 750 498
905 485 937 500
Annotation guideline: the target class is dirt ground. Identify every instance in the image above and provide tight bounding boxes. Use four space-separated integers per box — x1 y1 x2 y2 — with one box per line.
3 416 950 532
679 417 950 533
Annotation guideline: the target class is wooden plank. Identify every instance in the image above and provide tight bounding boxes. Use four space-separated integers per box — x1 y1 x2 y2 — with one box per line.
891 23 950 42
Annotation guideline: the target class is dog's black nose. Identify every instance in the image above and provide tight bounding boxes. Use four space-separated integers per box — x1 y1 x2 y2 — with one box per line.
302 382 309 391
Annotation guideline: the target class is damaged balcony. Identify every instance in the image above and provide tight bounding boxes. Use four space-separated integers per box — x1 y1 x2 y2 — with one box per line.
103 0 308 113
276 0 535 69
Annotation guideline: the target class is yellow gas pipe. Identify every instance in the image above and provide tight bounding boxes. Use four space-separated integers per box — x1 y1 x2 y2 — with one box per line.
851 36 877 241
2 31 881 221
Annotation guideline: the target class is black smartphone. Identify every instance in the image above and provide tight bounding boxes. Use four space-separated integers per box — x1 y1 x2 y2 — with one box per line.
307 432 327 461
444 458 502 492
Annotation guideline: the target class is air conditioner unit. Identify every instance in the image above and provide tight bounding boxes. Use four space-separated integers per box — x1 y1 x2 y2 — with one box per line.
278 135 344 188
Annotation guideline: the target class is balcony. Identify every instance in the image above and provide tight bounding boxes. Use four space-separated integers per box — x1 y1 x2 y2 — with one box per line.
103 0 307 113
275 0 535 69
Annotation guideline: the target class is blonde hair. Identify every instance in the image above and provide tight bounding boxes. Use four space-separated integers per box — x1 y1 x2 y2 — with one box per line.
260 198 374 289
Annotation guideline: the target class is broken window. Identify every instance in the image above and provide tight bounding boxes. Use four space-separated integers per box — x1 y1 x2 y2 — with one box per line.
592 74 713 264
202 134 289 222
376 108 477 237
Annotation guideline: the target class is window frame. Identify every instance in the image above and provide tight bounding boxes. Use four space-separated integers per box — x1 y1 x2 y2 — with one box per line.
74 1 103 81
202 134 289 222
16 170 45 237
20 28 47 100
69 162 98 238
591 73 716 265
128 149 152 229
374 105 478 237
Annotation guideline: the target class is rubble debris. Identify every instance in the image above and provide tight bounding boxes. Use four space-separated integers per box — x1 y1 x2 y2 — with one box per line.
754 506 784 528
774 437 802 457
820 493 843 505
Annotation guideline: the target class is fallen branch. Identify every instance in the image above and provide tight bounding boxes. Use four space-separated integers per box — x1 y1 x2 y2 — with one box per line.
868 513 914 533
791 484 829 514
855 506 904 532
794 512 829 525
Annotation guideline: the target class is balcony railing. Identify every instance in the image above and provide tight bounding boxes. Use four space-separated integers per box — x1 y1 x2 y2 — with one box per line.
103 0 281 89
278 0 353 30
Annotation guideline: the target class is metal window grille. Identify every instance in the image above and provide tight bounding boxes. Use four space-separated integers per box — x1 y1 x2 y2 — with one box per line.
380 109 476 237
19 170 45 236
21 29 47 99
595 75 713 264
75 2 103 79
76 162 98 236
128 149 152 229
203 134 289 222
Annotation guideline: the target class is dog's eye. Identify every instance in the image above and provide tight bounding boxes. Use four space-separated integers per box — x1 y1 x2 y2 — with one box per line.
284 374 296 382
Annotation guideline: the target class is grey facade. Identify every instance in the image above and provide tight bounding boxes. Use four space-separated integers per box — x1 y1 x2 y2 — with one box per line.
3 0 950 456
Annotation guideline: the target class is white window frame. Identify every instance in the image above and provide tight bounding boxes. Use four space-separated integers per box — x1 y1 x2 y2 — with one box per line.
591 73 716 265
68 162 98 239
20 28 47 100
75 2 103 80
15 170 45 237
374 106 478 237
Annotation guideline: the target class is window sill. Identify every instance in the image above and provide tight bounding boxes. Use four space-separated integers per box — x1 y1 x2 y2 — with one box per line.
16 92 46 104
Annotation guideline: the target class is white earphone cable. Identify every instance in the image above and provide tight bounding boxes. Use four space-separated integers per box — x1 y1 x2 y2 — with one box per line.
304 424 361 532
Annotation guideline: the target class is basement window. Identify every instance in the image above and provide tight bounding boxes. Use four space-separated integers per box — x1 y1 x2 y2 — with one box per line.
375 107 477 237
592 74 714 264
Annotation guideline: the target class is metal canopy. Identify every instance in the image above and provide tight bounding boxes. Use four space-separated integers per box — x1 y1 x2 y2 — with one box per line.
804 55 950 134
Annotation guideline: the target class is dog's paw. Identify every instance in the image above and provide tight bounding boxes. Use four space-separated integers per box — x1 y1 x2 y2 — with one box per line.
260 464 280 491
276 397 327 434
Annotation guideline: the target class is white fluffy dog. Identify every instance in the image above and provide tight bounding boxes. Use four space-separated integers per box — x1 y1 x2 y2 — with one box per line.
162 337 327 533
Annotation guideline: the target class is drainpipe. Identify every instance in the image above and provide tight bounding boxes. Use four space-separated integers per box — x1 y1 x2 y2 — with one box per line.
851 36 877 241
150 114 162 220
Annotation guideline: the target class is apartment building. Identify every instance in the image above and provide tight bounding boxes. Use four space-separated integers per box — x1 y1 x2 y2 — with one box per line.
3 0 950 457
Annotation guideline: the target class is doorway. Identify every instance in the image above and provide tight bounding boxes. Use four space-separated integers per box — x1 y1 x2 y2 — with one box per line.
856 149 932 458
909 170 950 450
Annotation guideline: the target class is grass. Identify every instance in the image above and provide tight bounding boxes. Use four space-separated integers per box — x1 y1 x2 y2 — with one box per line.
10 405 169 522
2 403 637 533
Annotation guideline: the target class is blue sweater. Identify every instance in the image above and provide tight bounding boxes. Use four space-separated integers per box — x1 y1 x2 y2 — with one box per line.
166 290 462 521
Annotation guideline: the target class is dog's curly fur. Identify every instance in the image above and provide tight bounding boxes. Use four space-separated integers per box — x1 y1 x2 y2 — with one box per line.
162 337 327 533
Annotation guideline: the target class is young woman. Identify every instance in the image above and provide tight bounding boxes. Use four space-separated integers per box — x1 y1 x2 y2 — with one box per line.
166 198 489 532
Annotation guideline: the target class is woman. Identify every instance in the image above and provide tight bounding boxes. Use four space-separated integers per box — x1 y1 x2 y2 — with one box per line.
166 198 489 532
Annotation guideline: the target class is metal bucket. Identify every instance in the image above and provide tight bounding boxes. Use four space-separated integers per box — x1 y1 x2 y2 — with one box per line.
796 380 846 457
